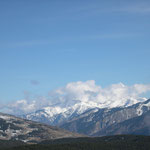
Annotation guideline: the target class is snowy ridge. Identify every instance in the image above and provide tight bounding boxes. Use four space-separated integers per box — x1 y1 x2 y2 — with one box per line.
136 99 150 116
59 99 150 136
24 97 147 126
25 101 100 125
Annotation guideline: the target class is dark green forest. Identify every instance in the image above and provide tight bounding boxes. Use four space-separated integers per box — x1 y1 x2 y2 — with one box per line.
1 135 150 150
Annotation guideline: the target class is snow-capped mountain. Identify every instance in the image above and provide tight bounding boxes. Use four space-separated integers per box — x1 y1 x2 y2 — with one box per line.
21 98 150 136
60 99 150 136
23 97 147 126
6 81 147 125
24 101 100 126
7 81 149 127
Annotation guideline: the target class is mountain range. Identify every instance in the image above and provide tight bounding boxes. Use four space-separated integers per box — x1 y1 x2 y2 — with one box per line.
22 98 150 136
0 98 150 145
60 99 150 136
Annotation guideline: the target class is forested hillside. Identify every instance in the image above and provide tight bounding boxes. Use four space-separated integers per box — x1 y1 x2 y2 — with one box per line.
1 135 150 150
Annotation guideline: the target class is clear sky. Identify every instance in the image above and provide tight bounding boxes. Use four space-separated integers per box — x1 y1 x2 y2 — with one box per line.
0 0 150 103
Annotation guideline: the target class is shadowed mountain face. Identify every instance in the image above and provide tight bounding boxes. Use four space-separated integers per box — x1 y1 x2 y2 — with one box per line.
94 110 150 136
0 112 82 144
60 99 150 136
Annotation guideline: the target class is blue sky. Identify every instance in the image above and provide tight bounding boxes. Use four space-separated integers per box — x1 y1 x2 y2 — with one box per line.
0 0 150 103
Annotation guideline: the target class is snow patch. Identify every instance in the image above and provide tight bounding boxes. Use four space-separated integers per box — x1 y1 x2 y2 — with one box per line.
137 101 150 116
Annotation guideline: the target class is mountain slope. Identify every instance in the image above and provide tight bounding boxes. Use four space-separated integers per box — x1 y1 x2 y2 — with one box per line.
94 110 150 136
60 99 150 136
0 112 82 143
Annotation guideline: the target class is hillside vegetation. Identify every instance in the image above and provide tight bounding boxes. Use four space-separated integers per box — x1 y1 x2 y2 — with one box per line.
1 135 150 150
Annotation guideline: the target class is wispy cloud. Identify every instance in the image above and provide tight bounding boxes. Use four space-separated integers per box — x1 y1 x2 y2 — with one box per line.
67 2 150 15
1 32 139 48
84 33 139 40
112 4 150 14
111 3 150 14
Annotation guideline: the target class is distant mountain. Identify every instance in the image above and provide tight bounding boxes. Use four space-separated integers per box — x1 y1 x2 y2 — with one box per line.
23 102 100 126
0 112 82 144
22 97 146 126
21 98 150 137
60 99 150 136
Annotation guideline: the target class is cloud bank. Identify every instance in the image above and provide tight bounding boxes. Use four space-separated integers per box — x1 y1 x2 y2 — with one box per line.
5 80 150 115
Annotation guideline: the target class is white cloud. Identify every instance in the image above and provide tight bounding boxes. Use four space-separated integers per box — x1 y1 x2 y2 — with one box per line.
4 80 150 115
7 100 36 114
